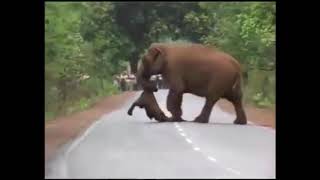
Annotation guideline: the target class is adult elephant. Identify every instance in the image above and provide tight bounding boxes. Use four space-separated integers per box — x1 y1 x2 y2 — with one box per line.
137 43 247 124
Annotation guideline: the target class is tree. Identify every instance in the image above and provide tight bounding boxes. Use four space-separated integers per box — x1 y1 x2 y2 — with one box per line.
112 2 201 73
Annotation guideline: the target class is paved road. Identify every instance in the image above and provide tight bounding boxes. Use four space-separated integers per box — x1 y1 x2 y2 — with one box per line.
45 90 275 179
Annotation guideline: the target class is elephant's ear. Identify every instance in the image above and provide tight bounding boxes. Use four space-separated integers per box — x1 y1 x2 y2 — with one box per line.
149 47 163 61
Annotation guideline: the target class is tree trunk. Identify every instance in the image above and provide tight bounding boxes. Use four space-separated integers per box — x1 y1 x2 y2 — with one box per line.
100 78 104 90
130 60 138 74
130 51 139 74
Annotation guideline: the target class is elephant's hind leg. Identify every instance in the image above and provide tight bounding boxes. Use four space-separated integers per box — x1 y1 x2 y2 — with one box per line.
225 85 247 125
232 100 247 125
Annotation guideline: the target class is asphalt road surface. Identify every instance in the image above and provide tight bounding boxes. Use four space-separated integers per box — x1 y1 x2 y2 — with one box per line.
45 90 275 179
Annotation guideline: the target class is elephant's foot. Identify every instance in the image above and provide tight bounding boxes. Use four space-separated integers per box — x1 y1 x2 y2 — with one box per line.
193 116 209 123
233 118 247 125
156 120 166 123
155 117 167 123
168 117 186 122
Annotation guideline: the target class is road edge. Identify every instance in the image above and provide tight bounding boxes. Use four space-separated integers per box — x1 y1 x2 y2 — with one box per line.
45 91 137 164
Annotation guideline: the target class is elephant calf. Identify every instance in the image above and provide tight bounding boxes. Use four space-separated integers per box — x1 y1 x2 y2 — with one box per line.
127 90 169 122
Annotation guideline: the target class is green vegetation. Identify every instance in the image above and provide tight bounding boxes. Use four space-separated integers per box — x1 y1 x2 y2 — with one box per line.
45 2 275 121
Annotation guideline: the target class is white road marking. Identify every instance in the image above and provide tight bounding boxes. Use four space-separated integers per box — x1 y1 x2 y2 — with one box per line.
176 126 242 177
185 138 192 144
59 112 116 178
66 117 104 155
167 107 246 177
226 167 241 175
207 156 217 162
193 146 200 151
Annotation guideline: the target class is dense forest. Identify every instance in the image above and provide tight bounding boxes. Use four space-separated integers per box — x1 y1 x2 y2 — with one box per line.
45 2 275 121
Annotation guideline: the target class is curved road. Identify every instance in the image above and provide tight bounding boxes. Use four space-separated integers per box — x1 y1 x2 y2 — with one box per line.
45 90 275 179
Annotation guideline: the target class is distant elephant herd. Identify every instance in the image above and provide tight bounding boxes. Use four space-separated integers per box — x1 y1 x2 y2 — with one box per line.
113 73 167 92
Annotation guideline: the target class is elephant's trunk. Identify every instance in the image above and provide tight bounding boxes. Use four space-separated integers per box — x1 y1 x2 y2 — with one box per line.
136 63 157 92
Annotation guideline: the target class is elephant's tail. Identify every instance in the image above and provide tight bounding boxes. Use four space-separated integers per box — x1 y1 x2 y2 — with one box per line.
232 72 243 92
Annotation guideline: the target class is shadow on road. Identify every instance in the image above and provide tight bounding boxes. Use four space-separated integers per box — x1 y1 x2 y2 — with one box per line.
141 121 257 127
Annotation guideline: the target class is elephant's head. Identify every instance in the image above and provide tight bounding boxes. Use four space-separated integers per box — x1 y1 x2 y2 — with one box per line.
137 45 167 92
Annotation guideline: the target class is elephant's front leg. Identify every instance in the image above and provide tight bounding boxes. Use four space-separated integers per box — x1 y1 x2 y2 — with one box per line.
127 102 137 116
166 90 185 122
194 98 218 123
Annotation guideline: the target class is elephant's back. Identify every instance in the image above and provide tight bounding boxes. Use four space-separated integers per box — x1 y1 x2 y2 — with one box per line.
163 44 241 96
155 42 241 75
164 45 240 74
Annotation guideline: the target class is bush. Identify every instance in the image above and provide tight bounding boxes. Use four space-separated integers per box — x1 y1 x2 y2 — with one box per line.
244 69 275 108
